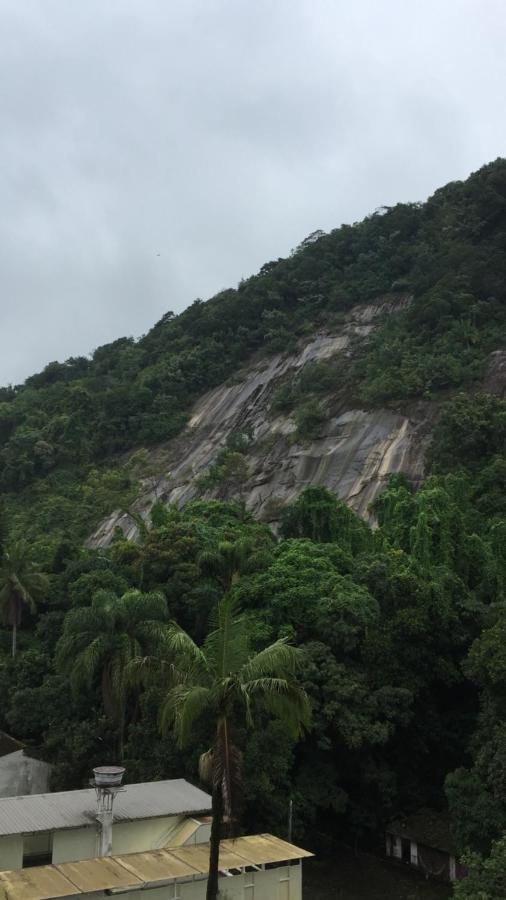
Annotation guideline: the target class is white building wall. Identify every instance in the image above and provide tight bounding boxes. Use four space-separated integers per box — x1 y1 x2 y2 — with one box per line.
0 835 23 871
112 816 185 854
184 822 212 845
77 863 303 900
0 814 209 870
163 864 302 900
0 751 52 798
52 826 97 864
52 815 187 864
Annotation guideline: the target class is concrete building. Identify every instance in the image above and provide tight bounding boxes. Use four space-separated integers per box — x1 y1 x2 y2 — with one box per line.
0 833 312 900
0 732 51 799
0 778 212 871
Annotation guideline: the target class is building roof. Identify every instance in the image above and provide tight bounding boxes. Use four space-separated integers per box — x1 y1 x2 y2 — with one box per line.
0 834 313 900
387 808 456 855
0 779 211 837
0 733 24 760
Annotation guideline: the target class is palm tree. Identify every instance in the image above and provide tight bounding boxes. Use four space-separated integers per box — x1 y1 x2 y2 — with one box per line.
56 588 169 757
198 537 272 591
146 595 310 900
0 541 49 657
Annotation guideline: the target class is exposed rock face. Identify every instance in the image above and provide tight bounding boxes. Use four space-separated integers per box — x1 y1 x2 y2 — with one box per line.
90 296 430 548
482 349 506 398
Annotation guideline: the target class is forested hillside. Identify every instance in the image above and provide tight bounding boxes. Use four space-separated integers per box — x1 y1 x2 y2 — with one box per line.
0 160 505 893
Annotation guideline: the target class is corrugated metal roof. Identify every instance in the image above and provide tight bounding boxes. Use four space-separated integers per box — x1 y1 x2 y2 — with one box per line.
0 779 211 836
0 866 80 900
0 834 313 899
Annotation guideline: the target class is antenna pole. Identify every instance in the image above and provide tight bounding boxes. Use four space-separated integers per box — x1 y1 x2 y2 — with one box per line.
288 797 293 843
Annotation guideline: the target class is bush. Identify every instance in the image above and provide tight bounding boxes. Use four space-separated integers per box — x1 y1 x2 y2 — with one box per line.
294 402 326 440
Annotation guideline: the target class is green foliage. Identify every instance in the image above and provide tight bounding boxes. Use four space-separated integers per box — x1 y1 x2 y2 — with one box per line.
453 835 506 899
280 486 371 552
270 356 345 416
294 401 326 440
0 542 49 656
56 588 169 755
355 288 505 405
197 450 249 493
428 393 506 474
197 432 252 494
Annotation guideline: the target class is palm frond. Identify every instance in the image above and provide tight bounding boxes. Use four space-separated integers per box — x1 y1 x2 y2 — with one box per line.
165 624 208 673
160 684 212 746
70 635 108 692
204 594 250 676
198 748 214 785
241 638 306 682
123 589 169 624
135 621 171 654
244 677 311 738
124 653 174 689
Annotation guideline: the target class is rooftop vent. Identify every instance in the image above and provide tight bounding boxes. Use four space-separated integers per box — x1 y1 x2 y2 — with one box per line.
92 766 125 788
92 766 126 857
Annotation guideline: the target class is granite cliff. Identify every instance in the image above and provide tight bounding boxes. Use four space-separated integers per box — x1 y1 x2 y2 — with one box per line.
89 296 432 547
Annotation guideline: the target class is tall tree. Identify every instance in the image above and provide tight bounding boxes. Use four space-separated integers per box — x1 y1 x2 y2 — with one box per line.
145 595 310 900
56 588 169 758
197 538 269 591
0 541 48 657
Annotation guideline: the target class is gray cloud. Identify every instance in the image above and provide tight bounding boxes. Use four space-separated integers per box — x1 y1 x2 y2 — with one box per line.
1 0 505 384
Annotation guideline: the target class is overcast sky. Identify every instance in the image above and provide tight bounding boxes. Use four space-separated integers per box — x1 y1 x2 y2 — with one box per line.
1 0 505 385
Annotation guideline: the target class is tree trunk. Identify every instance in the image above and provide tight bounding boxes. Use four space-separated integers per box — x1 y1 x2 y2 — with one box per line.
118 699 126 762
206 782 223 900
11 622 16 658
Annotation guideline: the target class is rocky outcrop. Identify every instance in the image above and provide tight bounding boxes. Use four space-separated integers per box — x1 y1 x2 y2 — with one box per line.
482 349 506 397
89 296 432 548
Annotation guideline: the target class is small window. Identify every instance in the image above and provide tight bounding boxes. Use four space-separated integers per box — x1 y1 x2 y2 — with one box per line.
23 832 53 867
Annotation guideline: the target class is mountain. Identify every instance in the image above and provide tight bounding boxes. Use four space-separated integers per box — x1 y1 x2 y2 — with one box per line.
1 159 505 554
0 162 505 885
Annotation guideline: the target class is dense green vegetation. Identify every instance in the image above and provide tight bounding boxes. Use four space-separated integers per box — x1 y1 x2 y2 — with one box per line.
0 395 504 866
0 160 505 897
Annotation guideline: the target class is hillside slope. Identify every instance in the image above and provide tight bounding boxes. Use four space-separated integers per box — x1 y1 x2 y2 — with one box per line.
1 158 506 555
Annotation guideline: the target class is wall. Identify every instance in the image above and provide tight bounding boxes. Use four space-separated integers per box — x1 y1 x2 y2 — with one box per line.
0 751 51 798
52 815 186 864
84 862 303 900
185 821 211 845
0 815 209 871
112 815 185 855
52 827 97 864
157 864 302 900
0 836 22 871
